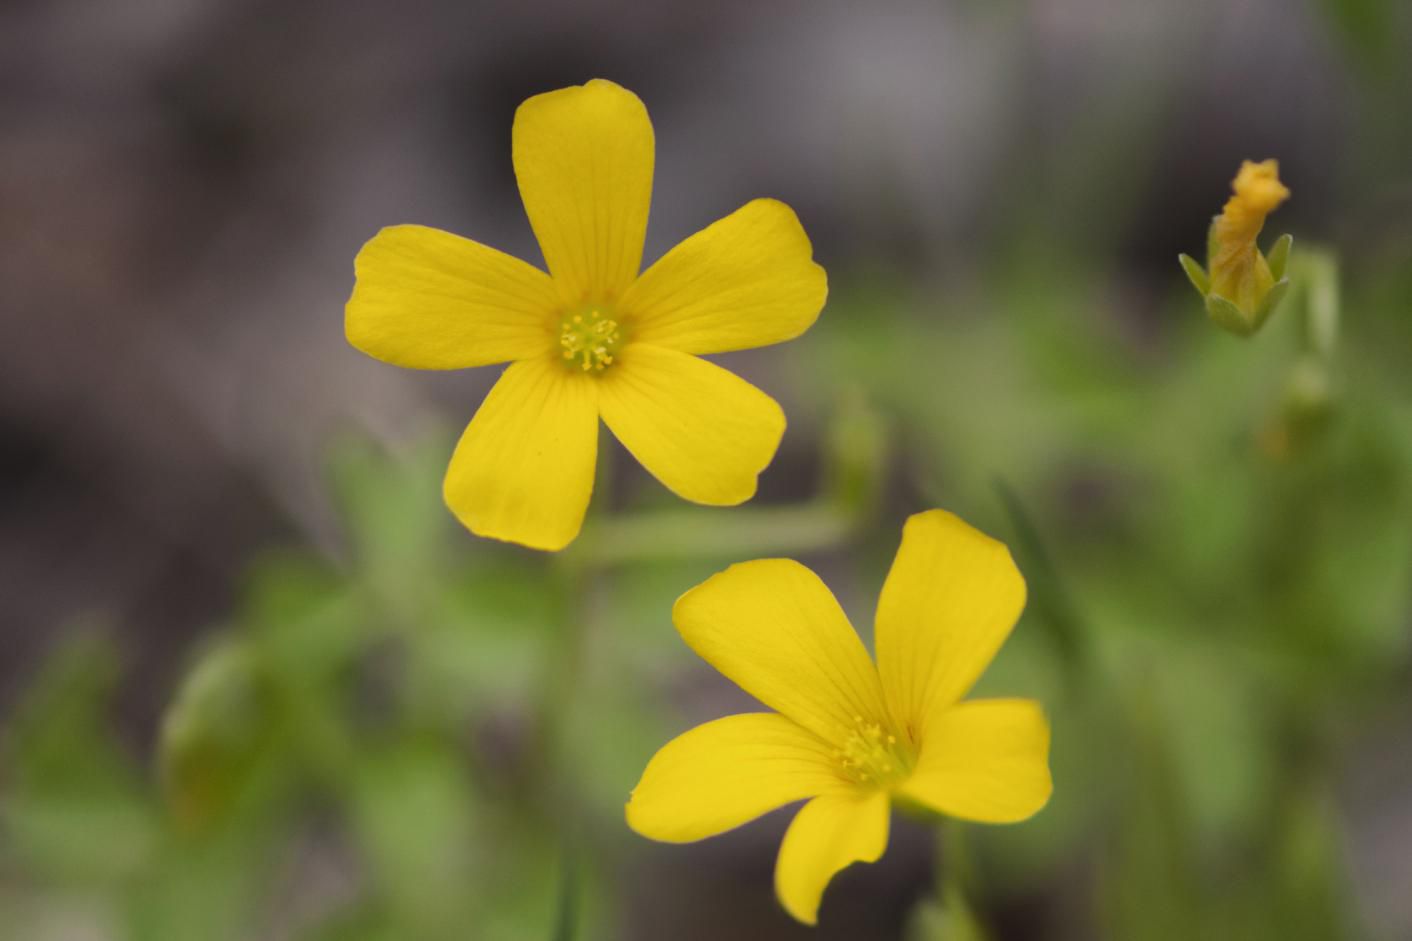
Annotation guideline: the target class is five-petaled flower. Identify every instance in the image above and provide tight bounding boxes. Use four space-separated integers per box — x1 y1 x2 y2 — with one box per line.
346 79 827 550
626 509 1052 925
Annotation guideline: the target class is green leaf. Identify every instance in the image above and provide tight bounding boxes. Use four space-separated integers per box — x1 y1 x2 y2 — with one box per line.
2 630 157 884
158 638 284 832
993 478 1087 674
245 554 365 687
400 555 559 720
1102 681 1203 941
127 826 271 941
326 432 455 611
348 742 478 930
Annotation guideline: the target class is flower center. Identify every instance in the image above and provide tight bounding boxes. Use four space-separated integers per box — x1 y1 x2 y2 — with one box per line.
558 307 622 373
834 716 914 789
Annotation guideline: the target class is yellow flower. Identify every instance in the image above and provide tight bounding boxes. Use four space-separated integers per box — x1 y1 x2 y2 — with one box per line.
346 80 827 550
626 510 1052 925
1179 159 1292 336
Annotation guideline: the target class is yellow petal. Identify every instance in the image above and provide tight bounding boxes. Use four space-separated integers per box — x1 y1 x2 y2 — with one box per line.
512 79 653 304
874 510 1027 741
672 559 889 745
346 225 556 369
621 199 827 354
626 713 844 844
443 355 599 551
598 344 784 506
897 699 1051 824
774 790 890 926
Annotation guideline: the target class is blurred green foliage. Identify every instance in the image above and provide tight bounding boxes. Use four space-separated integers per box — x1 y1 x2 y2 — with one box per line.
1 402 887 940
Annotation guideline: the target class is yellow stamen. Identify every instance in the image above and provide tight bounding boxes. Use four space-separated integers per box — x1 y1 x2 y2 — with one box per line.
559 307 622 373
835 716 914 789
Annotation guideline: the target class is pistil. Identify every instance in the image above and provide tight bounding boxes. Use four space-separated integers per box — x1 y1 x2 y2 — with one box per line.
559 308 622 372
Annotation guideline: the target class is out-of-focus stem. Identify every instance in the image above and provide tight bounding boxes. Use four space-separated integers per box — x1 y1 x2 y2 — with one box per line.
576 389 887 569
937 820 972 903
574 501 856 568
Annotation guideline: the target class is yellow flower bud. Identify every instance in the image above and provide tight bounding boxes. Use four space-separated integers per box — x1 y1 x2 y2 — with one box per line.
1178 159 1293 336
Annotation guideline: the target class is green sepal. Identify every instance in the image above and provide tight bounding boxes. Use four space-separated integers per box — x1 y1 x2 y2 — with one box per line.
1178 254 1210 296
1250 277 1291 333
1266 233 1293 281
1205 217 1221 266
1205 293 1255 337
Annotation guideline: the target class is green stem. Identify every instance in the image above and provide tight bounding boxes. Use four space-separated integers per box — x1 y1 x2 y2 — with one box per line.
937 819 971 902
574 501 855 569
541 555 589 769
534 526 597 815
929 820 989 940
574 390 886 570
993 477 1089 680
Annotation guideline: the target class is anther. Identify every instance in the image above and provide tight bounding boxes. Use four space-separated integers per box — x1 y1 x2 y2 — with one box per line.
559 307 622 373
836 715 913 789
